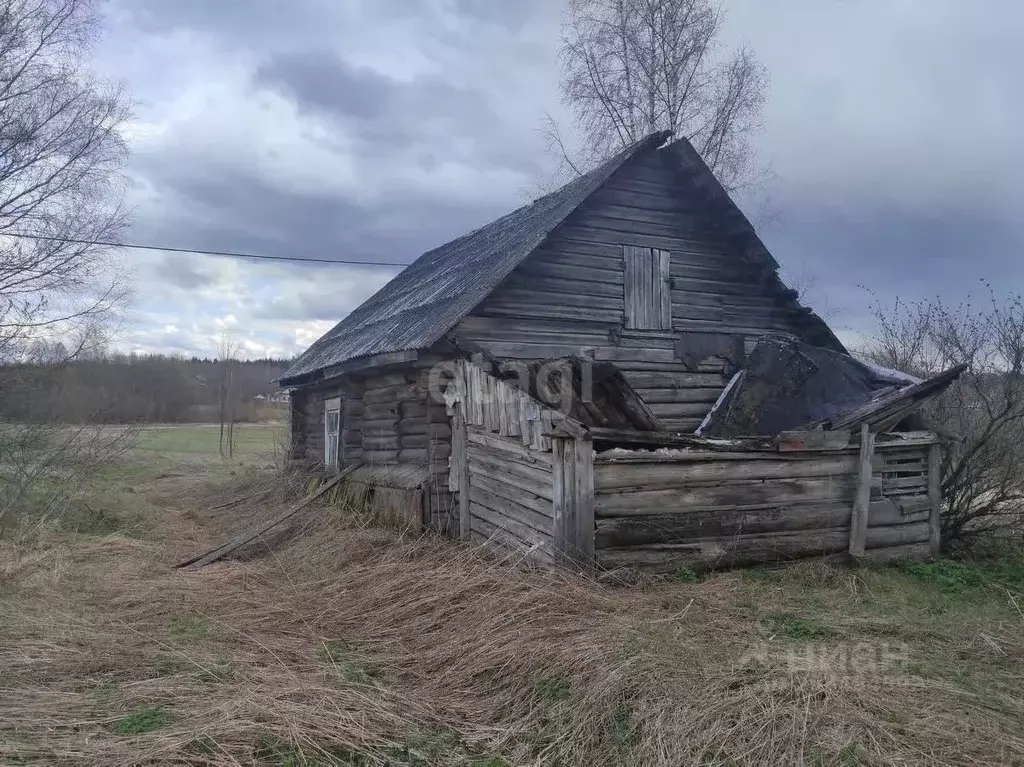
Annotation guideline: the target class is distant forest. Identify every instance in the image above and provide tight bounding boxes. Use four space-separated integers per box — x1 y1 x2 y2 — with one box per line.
0 353 292 424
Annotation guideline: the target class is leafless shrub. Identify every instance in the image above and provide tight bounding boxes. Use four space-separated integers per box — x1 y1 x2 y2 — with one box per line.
861 289 1024 545
549 0 768 191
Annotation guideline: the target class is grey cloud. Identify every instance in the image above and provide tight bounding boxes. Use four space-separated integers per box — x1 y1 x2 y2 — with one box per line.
154 255 208 290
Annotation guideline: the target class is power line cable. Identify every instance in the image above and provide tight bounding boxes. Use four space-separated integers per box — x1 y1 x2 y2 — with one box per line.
2 231 411 268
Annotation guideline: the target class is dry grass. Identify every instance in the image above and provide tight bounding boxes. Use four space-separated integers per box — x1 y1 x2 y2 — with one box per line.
1 459 1023 765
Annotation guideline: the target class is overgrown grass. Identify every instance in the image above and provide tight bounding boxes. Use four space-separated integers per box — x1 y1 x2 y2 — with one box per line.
1 447 1022 765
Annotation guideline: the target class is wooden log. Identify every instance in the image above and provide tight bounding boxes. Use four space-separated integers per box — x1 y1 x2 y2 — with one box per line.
635 387 723 404
362 404 400 422
858 542 932 564
928 443 942 555
595 502 853 547
360 417 398 434
363 436 399 451
849 424 875 557
362 384 424 406
596 521 931 571
594 456 859 490
595 476 858 516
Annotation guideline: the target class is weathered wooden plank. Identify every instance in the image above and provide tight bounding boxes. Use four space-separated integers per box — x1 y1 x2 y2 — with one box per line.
595 476 859 516
468 454 555 501
857 542 932 564
472 473 552 518
646 402 716 419
594 456 860 490
467 428 553 464
849 424 875 557
470 503 552 549
551 438 575 564
575 439 595 561
470 520 555 566
597 522 931 571
633 387 723 404
657 248 672 330
595 503 853 547
469 486 554 537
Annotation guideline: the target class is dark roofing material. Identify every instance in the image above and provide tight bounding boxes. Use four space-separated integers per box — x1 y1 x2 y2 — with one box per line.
700 336 963 437
280 131 672 384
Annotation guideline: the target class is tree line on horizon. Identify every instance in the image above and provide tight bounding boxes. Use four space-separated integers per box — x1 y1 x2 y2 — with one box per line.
0 352 293 424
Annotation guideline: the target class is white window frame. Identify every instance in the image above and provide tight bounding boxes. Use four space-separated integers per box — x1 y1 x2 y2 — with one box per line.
324 397 341 470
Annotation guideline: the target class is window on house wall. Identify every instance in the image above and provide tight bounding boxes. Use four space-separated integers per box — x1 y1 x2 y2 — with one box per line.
324 397 341 470
623 246 671 330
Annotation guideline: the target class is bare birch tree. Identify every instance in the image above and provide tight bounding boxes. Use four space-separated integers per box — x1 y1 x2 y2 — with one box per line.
549 0 768 191
0 0 132 534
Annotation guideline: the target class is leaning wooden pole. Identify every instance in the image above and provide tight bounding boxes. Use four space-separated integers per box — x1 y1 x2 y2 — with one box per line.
175 465 357 569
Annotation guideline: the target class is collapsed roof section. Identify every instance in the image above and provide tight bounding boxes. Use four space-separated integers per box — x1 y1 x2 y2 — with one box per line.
697 336 966 437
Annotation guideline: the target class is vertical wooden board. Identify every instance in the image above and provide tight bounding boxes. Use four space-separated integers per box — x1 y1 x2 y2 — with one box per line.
471 364 484 426
507 387 522 436
539 410 553 451
453 407 471 538
551 438 574 564
519 391 533 446
657 249 672 330
574 438 595 562
497 380 510 436
849 424 875 557
928 443 941 555
623 245 639 329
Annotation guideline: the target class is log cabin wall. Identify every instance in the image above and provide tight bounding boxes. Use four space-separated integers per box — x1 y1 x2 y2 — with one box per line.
288 358 456 533
454 149 827 432
591 438 939 571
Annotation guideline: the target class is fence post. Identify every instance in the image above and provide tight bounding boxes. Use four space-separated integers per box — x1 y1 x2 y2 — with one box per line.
928 442 942 555
848 423 875 557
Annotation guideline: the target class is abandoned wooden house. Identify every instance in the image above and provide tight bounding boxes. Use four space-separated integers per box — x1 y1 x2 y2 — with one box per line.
278 131 959 571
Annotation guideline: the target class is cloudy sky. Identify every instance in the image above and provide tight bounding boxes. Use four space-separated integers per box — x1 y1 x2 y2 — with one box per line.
94 0 1022 359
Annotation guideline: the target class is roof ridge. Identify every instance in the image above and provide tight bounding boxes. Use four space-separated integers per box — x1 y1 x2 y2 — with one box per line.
280 130 672 384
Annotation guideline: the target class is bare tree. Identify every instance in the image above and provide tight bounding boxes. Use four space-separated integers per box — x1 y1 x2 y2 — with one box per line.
861 290 1024 547
0 0 130 364
0 0 132 534
549 0 768 190
217 334 241 459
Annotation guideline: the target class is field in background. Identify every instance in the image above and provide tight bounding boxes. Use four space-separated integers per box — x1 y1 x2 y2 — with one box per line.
132 423 284 460
1 430 1023 765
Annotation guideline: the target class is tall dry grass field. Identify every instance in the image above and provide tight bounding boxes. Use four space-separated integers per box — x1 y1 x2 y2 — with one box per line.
1 437 1022 765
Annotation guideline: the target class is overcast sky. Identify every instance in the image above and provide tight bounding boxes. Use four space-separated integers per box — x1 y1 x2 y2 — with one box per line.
94 0 1022 359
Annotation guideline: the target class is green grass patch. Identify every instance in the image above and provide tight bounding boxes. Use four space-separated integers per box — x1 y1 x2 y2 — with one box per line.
316 639 377 685
133 424 280 460
765 611 835 641
899 559 988 594
673 566 701 583
169 613 214 640
533 674 572 704
116 707 171 734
